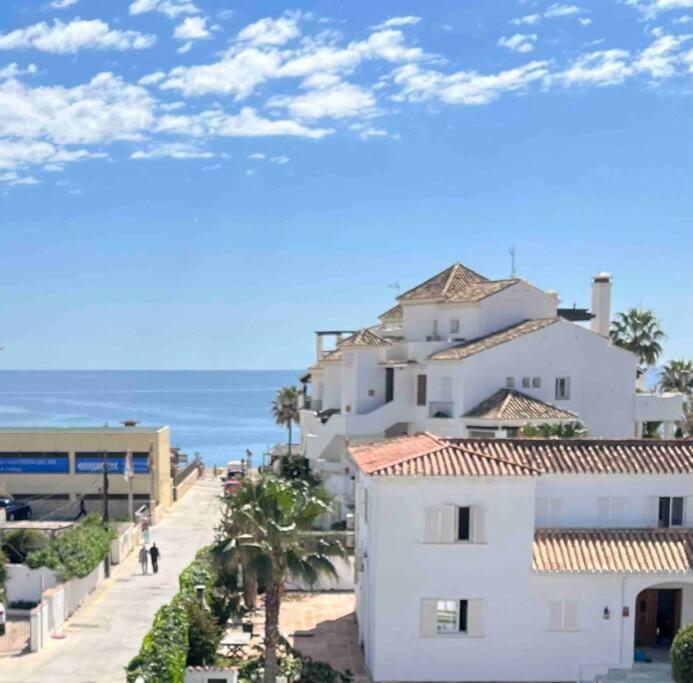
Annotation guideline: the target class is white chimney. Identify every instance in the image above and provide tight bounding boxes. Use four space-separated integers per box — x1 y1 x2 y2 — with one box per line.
591 272 612 337
316 334 324 362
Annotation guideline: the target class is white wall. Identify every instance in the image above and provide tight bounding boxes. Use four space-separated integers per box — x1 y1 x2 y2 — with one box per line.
5 565 57 603
357 474 693 683
536 474 693 528
286 555 355 591
478 281 556 337
402 302 481 342
454 320 636 437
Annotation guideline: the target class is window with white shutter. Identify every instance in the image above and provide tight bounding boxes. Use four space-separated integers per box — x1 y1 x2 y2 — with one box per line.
420 598 483 637
536 497 562 526
547 600 579 631
423 505 456 543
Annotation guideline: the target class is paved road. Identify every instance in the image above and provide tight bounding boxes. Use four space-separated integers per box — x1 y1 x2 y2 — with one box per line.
2 477 220 683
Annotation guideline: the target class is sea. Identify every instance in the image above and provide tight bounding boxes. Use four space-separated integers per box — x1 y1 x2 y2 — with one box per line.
0 370 301 467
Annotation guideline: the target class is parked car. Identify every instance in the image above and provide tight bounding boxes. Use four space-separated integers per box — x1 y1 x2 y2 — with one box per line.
0 602 6 636
0 495 32 521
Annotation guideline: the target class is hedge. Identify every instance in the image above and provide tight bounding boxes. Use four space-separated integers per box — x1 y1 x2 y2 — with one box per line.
126 546 222 682
25 514 115 581
126 596 189 683
672 623 693 683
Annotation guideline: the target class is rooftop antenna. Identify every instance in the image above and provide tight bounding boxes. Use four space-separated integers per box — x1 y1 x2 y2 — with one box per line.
388 282 400 294
509 245 517 277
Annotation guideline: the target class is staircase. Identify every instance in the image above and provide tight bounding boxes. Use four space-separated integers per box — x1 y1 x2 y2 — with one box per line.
595 663 673 683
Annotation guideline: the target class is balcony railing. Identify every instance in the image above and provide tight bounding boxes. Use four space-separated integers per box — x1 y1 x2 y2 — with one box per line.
429 401 454 418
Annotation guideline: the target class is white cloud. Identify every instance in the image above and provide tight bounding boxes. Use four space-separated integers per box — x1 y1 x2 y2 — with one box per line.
155 106 333 138
237 16 301 46
174 17 210 41
498 33 538 53
510 14 542 25
248 152 265 159
393 61 550 105
0 19 156 53
50 0 79 8
269 82 377 119
177 41 193 54
553 49 632 86
131 142 213 159
0 171 39 186
270 155 290 163
129 0 199 18
0 63 37 80
0 139 103 171
373 16 421 29
139 71 166 86
357 126 389 139
0 72 155 146
245 169 255 175
633 34 688 78
544 4 583 18
674 15 693 22
578 17 593 26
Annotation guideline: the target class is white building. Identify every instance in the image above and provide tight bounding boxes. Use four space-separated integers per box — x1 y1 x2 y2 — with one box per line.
299 263 684 516
350 433 693 682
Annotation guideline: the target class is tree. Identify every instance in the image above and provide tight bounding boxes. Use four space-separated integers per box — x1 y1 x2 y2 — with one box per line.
520 421 586 438
659 359 693 438
609 308 666 367
671 623 693 683
213 475 344 683
271 386 300 458
659 359 693 395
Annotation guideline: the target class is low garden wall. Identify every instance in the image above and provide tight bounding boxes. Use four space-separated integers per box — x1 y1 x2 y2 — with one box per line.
5 565 57 604
111 522 142 565
285 555 355 592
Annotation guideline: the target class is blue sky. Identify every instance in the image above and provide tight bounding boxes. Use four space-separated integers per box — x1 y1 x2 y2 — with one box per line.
0 0 691 370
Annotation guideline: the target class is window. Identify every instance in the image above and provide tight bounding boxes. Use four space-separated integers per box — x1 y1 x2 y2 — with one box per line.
536 497 562 526
385 368 394 403
422 598 482 637
555 377 570 400
548 600 579 631
432 319 439 335
416 375 427 406
506 377 515 389
659 497 684 528
424 505 485 543
450 318 460 334
522 377 531 388
457 507 470 541
467 428 496 439
532 377 541 388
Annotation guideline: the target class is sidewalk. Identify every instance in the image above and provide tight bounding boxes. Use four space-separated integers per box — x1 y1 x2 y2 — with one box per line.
2 477 220 683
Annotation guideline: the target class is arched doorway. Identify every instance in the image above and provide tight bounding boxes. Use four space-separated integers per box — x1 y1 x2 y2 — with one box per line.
634 586 682 661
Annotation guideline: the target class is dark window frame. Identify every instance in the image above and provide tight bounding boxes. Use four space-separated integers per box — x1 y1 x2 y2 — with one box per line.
457 506 471 541
458 599 468 632
416 374 427 406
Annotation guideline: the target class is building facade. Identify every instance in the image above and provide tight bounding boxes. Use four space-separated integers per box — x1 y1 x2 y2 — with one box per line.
0 426 173 519
299 263 684 518
350 433 693 682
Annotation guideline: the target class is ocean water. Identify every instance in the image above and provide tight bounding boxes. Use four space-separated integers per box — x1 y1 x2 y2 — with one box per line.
0 370 300 467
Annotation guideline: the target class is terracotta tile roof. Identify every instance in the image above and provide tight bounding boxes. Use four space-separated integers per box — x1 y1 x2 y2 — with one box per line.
398 263 489 302
464 388 578 421
339 328 392 348
533 529 693 574
349 432 541 477
448 279 520 303
451 438 693 475
429 318 559 361
378 304 403 321
350 433 693 477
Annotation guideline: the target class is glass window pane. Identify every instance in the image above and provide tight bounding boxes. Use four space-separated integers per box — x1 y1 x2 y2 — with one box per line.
458 507 470 541
436 600 458 634
658 497 671 528
459 600 468 632
672 497 684 526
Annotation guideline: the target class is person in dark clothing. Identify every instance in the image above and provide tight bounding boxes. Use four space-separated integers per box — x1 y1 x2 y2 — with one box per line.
149 543 160 573
77 495 87 518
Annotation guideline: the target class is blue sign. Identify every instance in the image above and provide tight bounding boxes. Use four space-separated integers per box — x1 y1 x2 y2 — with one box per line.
0 456 69 474
75 456 149 474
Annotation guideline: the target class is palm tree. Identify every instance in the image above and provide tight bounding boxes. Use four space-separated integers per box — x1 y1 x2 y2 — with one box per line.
213 475 344 683
658 359 693 395
271 386 299 457
609 308 666 367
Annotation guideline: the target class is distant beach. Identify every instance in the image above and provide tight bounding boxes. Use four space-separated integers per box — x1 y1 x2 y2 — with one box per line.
0 370 300 467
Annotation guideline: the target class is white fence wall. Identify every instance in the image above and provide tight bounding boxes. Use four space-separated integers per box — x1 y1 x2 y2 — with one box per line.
285 556 355 591
111 523 141 564
5 565 57 604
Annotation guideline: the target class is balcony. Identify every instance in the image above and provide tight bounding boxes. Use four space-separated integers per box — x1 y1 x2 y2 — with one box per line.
634 393 684 423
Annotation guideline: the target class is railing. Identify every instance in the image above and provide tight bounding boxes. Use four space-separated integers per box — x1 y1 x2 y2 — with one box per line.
174 459 199 486
429 401 454 418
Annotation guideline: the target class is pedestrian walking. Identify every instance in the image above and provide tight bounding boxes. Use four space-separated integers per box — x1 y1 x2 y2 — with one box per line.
149 543 160 574
139 545 149 575
76 495 87 519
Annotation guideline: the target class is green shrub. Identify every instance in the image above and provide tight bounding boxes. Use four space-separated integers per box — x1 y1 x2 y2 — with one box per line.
672 624 693 683
25 514 114 581
2 529 47 564
126 596 189 683
179 547 215 600
185 601 222 666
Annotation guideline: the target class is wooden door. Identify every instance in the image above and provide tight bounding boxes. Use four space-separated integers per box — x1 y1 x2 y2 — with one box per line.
635 589 658 647
385 368 394 403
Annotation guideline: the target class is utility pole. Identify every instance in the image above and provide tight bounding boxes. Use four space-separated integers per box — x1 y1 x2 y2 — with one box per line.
102 456 111 578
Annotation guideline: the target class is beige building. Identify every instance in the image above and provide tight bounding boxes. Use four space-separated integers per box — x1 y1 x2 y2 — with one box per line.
0 426 174 520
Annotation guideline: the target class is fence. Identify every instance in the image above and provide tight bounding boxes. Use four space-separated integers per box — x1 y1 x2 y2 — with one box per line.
173 459 200 501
